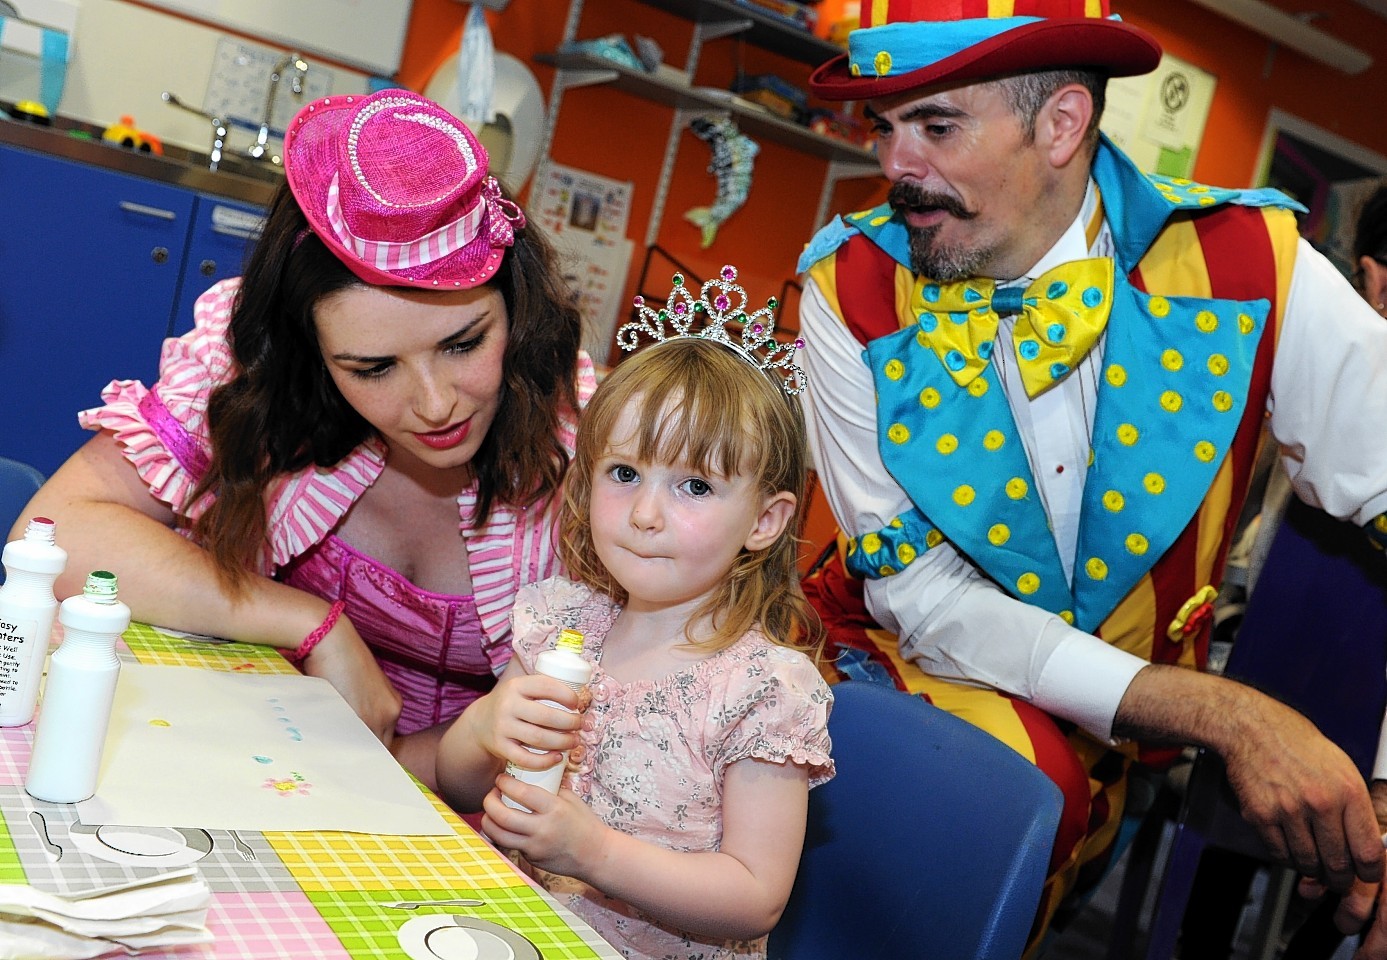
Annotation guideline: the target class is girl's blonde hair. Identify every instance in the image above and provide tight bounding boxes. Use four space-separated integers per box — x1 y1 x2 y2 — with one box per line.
560 338 821 657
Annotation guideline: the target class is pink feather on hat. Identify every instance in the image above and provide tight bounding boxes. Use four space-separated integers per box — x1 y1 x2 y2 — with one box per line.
283 89 525 290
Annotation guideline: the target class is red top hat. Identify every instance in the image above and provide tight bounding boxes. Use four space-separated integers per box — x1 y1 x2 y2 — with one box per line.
809 0 1161 102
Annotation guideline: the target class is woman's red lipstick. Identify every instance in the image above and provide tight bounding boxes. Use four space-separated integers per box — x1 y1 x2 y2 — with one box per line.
415 419 471 450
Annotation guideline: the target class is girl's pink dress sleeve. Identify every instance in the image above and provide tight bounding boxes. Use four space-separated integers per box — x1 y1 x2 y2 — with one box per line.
712 643 836 789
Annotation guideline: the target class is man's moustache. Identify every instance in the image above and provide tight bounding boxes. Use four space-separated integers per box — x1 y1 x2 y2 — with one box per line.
888 183 976 221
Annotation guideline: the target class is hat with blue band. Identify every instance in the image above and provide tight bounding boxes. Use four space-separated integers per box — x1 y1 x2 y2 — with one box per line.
809 0 1162 101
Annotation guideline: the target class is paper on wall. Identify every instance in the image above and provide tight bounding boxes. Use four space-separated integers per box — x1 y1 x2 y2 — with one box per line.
529 161 636 363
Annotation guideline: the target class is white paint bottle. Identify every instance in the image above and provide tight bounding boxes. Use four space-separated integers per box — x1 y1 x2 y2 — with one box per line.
503 627 593 811
0 518 67 727
25 570 129 804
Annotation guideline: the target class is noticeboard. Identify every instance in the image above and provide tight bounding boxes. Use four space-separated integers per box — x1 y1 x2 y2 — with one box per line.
139 0 412 76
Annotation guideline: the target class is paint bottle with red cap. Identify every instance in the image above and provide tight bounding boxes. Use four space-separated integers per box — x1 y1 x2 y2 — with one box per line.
0 517 67 727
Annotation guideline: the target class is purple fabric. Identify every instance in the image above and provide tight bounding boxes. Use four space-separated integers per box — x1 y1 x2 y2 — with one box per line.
138 388 210 480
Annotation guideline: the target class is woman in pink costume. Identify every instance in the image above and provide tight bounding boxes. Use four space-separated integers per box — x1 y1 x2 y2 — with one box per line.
17 90 594 789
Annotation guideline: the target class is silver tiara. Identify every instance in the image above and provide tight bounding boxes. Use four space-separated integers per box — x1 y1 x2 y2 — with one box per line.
616 265 806 396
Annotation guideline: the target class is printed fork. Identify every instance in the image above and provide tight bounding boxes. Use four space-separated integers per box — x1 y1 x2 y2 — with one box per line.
227 830 257 861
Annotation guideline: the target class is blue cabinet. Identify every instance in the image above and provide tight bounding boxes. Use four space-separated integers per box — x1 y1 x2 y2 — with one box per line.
0 143 265 477
171 195 264 338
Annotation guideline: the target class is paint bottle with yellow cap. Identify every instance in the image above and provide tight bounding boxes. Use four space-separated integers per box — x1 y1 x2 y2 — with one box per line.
502 627 592 811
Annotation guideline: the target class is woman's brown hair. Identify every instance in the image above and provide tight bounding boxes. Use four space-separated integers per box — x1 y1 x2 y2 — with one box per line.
190 181 583 587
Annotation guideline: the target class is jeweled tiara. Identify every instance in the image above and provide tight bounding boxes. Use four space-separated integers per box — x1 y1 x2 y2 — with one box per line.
616 265 806 396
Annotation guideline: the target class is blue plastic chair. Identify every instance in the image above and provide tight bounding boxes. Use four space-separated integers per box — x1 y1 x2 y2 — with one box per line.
0 456 45 544
768 681 1064 960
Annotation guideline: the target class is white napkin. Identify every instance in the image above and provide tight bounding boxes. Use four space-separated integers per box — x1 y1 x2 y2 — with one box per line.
0 868 212 959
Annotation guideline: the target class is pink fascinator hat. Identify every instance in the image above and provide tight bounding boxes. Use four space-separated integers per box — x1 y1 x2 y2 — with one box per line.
283 88 525 289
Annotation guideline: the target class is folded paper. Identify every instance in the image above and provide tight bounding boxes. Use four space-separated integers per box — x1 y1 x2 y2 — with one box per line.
0 867 212 960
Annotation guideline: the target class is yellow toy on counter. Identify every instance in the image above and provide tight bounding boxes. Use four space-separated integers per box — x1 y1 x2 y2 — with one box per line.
101 114 162 154
10 100 51 125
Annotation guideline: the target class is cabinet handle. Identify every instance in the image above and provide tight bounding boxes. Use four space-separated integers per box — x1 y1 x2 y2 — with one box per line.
118 201 178 221
211 223 261 240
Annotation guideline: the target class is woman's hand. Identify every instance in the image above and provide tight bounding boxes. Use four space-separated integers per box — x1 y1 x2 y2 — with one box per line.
302 613 402 744
390 723 450 792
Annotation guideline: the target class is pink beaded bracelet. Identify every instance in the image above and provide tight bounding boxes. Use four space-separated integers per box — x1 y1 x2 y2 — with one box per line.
286 600 346 666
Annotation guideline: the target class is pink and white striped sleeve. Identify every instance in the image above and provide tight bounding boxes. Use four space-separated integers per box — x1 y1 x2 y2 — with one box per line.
78 279 243 522
462 351 598 673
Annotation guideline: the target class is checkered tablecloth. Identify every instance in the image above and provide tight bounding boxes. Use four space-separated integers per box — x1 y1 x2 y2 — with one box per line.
0 623 619 959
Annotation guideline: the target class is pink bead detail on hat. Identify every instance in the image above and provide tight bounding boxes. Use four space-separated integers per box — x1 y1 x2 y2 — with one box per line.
283 89 525 289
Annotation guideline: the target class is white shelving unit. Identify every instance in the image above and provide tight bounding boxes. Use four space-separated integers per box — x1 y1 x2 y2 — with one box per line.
536 0 880 248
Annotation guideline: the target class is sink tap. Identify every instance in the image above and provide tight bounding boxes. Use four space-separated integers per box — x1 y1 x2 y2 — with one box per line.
247 52 308 164
162 91 229 172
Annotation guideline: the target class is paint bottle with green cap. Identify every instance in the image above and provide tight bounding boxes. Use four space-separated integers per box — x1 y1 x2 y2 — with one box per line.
25 570 129 804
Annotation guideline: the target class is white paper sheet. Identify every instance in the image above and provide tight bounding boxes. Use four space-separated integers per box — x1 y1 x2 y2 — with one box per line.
74 664 451 835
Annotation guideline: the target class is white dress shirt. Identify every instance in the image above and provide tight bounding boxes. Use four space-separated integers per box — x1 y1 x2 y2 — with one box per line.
800 184 1387 773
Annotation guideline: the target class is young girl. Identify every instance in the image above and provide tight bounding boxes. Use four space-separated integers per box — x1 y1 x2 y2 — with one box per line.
438 268 834 960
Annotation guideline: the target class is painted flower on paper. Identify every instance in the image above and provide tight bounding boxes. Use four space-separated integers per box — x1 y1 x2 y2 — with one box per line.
263 771 313 797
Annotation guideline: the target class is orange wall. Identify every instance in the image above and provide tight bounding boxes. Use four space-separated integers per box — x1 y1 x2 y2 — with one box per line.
1115 0 1387 186
397 0 868 333
397 0 1387 328
394 0 1387 567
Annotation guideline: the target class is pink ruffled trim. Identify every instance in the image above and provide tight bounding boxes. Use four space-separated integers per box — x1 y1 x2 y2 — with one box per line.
729 736 836 789
463 356 596 667
79 280 240 524
81 277 594 610
716 650 836 787
139 389 209 479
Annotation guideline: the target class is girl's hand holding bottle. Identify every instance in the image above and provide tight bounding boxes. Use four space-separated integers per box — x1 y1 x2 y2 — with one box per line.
464 671 585 771
482 771 609 877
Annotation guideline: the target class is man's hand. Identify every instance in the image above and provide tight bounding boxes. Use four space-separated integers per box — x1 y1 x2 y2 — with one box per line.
1117 666 1384 897
1219 696 1381 893
1295 780 1387 959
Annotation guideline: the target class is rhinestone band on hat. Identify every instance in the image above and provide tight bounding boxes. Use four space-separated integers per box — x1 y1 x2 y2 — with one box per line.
617 265 806 396
346 95 479 209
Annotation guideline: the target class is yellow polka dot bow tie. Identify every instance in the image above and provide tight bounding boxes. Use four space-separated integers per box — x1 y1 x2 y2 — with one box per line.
910 257 1116 398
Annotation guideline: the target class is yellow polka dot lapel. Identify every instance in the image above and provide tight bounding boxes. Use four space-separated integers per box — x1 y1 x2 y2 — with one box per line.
865 314 1073 618
862 277 1271 632
911 258 1115 398
1073 284 1268 630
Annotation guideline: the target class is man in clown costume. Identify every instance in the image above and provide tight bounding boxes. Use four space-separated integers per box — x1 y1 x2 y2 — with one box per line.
796 0 1387 947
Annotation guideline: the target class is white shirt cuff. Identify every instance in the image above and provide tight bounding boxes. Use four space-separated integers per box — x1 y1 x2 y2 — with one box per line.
1373 700 1387 782
1031 626 1149 741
